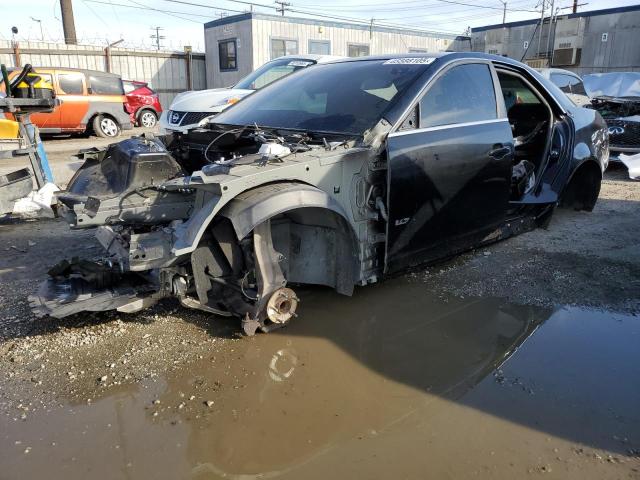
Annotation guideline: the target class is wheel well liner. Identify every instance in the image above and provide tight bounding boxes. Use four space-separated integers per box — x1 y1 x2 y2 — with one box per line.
219 182 350 239
218 182 359 295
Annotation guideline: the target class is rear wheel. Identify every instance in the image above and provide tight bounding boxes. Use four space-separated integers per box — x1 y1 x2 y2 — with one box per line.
93 115 121 138
139 110 157 128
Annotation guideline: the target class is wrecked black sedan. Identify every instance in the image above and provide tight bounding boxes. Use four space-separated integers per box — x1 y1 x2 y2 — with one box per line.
31 53 608 334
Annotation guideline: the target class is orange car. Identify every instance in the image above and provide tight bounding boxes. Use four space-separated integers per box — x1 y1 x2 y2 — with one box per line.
5 67 132 137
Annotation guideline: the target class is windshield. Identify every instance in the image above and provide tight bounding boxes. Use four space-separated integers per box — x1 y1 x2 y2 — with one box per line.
216 60 429 135
235 57 316 90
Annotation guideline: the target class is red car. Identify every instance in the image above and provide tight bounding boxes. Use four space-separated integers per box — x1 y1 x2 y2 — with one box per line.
123 80 162 128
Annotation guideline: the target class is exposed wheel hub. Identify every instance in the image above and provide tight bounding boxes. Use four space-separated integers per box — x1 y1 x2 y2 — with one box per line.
266 287 298 324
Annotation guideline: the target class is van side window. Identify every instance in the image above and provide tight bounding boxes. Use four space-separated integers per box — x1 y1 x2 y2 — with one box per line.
58 74 84 95
420 63 497 128
89 75 124 95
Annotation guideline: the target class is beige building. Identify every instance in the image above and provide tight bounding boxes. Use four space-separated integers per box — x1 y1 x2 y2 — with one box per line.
204 13 470 88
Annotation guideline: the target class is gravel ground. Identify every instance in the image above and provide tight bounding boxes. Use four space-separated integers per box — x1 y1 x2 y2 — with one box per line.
0 153 638 478
415 165 640 313
0 165 638 411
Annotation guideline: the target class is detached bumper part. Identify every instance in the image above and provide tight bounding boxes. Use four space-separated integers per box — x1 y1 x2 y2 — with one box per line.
29 259 161 319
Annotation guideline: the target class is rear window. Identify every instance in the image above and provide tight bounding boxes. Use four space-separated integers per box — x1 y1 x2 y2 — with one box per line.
89 75 124 95
123 81 136 94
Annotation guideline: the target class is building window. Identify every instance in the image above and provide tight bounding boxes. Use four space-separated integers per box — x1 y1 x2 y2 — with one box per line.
271 38 298 59
488 49 499 55
409 48 427 53
309 39 331 55
219 39 237 71
348 44 370 57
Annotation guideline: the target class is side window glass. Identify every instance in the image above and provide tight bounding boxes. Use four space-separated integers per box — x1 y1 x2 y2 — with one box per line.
570 78 587 96
420 63 497 128
58 74 84 95
498 73 541 110
89 75 123 95
551 74 572 93
399 105 418 131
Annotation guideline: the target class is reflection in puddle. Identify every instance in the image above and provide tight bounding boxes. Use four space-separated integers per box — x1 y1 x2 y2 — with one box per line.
1 280 639 479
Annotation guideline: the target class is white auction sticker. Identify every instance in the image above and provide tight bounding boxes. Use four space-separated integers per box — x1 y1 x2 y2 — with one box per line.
288 60 314 67
383 57 436 65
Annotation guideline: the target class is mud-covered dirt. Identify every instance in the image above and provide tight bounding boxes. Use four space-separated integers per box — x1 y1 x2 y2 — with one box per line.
0 161 639 479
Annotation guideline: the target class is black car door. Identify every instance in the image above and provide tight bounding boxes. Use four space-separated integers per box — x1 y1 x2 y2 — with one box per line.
385 61 514 275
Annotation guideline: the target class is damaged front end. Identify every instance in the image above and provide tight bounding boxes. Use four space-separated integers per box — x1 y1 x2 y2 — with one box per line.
30 135 196 320
589 96 640 156
30 125 374 335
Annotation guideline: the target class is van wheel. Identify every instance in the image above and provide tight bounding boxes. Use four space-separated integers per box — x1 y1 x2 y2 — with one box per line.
139 110 157 128
93 115 121 138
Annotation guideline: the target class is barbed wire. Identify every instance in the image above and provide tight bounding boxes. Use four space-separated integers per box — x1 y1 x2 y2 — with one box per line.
1 32 204 52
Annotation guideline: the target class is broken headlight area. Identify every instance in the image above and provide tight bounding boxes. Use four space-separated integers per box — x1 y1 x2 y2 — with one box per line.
56 135 195 229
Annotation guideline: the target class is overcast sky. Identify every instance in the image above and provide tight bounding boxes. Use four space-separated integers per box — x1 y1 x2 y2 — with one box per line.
3 0 639 51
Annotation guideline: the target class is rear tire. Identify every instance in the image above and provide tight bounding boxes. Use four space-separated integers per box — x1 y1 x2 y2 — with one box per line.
93 115 121 138
138 110 157 128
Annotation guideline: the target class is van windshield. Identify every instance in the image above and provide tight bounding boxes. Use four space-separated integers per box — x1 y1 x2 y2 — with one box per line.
215 60 429 135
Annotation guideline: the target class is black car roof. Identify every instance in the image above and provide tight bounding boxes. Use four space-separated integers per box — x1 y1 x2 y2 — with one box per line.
326 52 572 115
329 52 525 68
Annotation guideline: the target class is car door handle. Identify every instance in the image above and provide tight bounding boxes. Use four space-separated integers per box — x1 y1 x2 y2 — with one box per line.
488 145 511 160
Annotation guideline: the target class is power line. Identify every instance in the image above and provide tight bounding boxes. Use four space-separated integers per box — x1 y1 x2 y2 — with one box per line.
128 0 208 22
154 0 463 34
299 0 537 14
84 0 234 23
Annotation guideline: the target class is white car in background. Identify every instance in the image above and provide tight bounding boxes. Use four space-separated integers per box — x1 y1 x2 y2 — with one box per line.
537 68 591 107
160 54 343 133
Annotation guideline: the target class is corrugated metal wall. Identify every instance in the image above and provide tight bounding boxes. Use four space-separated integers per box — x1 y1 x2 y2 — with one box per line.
471 7 640 75
0 41 207 109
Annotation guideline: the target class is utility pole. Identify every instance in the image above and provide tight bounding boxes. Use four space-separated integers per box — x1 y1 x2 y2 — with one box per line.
572 0 578 13
501 1 507 24
150 26 165 51
275 1 291 16
59 0 77 45
545 0 555 62
536 0 546 58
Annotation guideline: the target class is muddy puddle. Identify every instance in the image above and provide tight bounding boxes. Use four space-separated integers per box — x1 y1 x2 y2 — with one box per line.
1 280 639 479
